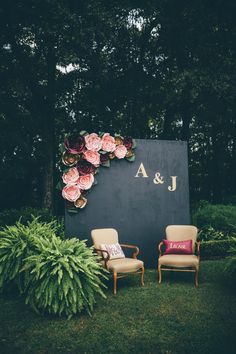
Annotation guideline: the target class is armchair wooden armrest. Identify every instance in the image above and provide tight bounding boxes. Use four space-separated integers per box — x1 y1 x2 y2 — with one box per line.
120 244 140 259
94 248 110 269
158 241 164 256
195 241 200 258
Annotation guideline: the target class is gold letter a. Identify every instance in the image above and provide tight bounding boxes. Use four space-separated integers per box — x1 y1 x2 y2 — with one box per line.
134 163 149 178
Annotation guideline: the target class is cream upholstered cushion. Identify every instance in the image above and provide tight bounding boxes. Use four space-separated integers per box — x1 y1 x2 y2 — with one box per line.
158 254 199 268
91 228 118 251
166 225 198 253
106 258 143 273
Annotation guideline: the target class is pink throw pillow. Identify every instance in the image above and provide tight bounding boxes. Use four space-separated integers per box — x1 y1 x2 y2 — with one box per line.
163 239 192 255
100 243 125 260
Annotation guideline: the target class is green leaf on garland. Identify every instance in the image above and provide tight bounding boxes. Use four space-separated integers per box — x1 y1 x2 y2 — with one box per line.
56 181 64 191
132 139 137 149
98 131 105 137
59 143 65 153
80 130 89 137
67 208 78 214
99 150 107 154
126 155 135 162
93 178 98 185
101 160 110 168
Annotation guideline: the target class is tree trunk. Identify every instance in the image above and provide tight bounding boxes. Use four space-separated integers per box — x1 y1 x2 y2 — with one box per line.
181 113 191 141
161 107 174 140
42 38 56 212
210 124 222 203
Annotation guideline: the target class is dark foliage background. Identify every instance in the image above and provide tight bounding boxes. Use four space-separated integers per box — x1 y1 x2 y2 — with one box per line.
0 0 235 213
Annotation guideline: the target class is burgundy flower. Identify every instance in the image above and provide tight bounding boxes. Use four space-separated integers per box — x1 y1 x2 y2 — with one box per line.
100 153 110 165
123 137 133 150
80 189 87 196
77 159 96 175
64 135 85 155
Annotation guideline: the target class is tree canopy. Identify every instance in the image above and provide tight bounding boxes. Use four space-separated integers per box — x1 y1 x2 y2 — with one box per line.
0 0 235 212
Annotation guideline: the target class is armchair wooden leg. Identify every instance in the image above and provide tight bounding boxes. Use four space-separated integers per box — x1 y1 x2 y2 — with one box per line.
195 267 199 288
113 272 117 294
140 266 144 286
158 264 162 284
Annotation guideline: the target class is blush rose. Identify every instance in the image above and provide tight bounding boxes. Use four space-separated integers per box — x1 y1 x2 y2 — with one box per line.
77 174 94 190
101 133 116 152
62 167 80 185
84 150 100 167
62 184 81 202
114 145 127 159
85 133 102 151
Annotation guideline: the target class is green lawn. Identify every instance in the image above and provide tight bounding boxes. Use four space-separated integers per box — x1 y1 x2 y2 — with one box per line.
0 260 235 354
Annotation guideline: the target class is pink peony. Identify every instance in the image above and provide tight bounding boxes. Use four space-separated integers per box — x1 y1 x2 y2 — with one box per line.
62 184 81 202
77 174 94 190
62 167 80 185
114 145 127 159
83 150 100 167
101 133 116 152
85 133 102 151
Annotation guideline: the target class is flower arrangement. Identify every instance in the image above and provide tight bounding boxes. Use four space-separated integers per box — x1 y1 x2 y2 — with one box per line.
58 131 136 213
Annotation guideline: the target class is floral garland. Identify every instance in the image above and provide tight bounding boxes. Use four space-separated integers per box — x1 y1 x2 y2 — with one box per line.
58 131 136 212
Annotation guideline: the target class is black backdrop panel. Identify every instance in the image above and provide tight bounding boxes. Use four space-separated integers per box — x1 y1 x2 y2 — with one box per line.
65 139 190 268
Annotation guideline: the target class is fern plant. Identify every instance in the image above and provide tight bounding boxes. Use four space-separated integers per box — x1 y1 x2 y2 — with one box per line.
22 235 107 318
0 217 59 290
0 217 107 317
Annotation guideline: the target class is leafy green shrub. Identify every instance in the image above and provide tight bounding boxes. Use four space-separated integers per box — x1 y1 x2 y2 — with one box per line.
200 239 236 259
192 202 236 236
224 239 236 280
0 218 60 290
198 226 225 241
22 236 107 318
0 207 65 238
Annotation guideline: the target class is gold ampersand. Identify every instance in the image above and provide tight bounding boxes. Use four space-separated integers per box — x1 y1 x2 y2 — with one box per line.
153 172 164 184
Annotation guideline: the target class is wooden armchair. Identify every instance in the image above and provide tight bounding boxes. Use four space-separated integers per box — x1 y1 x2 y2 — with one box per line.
158 225 200 287
91 228 144 294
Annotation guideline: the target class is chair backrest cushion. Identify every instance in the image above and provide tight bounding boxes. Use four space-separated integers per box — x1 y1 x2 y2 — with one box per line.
165 225 198 253
91 228 119 250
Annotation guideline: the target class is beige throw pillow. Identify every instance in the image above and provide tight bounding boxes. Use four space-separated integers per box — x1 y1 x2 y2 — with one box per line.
100 243 125 260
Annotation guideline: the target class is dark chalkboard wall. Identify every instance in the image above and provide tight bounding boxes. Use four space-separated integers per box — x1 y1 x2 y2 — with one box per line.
65 139 190 267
